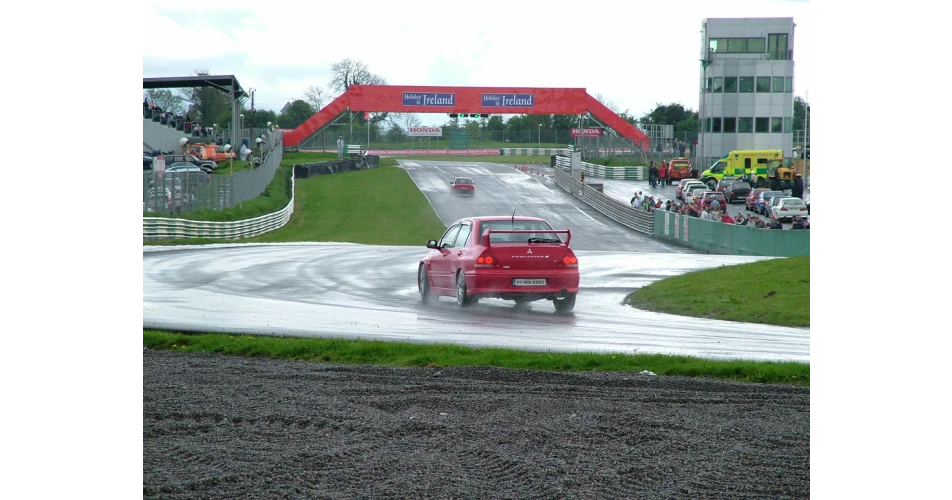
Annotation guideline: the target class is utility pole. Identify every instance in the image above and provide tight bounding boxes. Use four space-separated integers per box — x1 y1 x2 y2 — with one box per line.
249 88 256 151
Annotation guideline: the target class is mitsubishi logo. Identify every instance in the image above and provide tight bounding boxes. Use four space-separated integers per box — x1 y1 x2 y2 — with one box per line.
526 249 533 254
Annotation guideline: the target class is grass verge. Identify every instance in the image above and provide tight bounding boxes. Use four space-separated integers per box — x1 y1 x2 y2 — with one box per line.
144 330 809 386
629 256 809 327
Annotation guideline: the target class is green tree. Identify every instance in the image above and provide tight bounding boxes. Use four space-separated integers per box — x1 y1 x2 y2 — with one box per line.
385 122 408 142
617 110 638 125
177 69 233 127
249 109 278 129
640 103 692 126
638 103 698 147
146 89 185 115
486 115 506 132
793 96 810 132
277 100 316 129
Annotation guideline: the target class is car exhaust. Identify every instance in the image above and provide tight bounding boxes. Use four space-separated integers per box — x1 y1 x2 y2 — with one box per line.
555 288 569 300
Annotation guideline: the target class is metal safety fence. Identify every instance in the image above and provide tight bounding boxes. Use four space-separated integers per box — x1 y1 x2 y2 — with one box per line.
142 142 283 215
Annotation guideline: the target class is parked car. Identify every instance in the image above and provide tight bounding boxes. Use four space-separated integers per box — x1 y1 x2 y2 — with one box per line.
684 184 709 204
697 190 729 213
677 179 704 201
163 163 212 184
745 188 771 211
145 176 185 212
450 177 476 196
770 197 808 222
723 180 752 204
152 153 217 171
417 216 579 313
755 190 787 215
765 195 786 218
715 177 743 194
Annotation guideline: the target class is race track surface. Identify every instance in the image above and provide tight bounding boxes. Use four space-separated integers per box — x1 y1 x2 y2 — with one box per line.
143 160 809 363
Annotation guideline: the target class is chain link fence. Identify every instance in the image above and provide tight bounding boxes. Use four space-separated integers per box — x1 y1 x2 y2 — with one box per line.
143 132 283 215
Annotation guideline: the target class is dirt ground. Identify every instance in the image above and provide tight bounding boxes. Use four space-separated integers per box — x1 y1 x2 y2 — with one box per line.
144 350 809 499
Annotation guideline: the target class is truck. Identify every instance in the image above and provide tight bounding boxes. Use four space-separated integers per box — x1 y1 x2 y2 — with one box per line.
768 163 804 197
699 149 784 189
666 158 695 181
188 143 236 163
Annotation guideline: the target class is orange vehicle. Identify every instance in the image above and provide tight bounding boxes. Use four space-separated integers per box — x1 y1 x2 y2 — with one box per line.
666 157 695 181
188 143 235 163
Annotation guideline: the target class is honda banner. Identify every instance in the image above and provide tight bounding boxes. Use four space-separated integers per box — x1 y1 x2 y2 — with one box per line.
570 128 603 137
407 127 443 137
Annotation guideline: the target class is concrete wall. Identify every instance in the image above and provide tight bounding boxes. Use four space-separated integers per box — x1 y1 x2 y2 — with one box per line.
653 210 809 257
143 117 189 153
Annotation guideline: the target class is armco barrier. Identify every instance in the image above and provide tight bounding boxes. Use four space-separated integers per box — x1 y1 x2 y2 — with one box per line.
143 156 383 241
358 148 500 156
554 155 644 180
143 177 296 241
501 148 568 156
653 210 810 257
551 164 653 234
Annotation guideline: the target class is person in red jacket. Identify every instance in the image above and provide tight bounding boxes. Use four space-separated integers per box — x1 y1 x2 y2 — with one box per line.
659 162 668 186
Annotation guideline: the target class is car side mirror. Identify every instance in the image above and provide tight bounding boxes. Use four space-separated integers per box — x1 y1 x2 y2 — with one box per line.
426 240 438 249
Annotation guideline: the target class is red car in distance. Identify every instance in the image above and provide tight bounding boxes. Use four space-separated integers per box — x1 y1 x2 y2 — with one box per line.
418 216 580 313
697 190 728 212
746 188 771 211
450 177 476 196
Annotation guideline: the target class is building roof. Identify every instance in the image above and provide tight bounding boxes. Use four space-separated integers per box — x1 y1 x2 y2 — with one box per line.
143 75 247 99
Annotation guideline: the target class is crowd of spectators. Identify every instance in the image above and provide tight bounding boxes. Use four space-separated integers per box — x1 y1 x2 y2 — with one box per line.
629 190 809 230
144 96 225 145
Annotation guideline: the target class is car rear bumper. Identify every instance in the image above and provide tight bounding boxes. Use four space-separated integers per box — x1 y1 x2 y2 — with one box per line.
465 269 579 296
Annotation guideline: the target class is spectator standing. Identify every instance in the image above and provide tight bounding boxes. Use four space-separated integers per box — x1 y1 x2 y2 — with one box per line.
337 136 344 158
648 162 657 188
753 216 767 228
720 212 735 224
659 162 667 187
791 215 806 229
711 199 721 213
700 208 712 220
735 212 748 225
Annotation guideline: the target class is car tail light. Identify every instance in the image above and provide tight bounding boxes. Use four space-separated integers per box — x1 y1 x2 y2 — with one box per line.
559 252 579 268
475 250 501 268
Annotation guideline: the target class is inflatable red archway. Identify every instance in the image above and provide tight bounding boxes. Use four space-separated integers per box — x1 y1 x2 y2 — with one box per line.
282 85 649 150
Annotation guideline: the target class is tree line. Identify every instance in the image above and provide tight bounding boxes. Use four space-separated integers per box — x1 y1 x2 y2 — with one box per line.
147 61 809 142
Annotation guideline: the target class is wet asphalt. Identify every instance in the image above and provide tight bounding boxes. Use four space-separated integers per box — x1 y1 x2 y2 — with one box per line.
142 160 809 363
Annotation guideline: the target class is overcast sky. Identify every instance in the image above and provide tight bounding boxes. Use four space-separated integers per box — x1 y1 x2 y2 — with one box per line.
143 0 809 125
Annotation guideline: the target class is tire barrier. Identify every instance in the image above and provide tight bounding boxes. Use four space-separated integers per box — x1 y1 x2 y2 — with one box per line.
293 155 379 178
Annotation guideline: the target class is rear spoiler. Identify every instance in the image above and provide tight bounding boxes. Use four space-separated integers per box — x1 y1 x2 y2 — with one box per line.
480 229 571 248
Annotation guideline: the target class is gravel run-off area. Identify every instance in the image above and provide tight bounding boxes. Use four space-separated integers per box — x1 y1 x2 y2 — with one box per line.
144 350 810 499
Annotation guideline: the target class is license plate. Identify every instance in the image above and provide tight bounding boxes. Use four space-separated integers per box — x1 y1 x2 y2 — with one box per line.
513 278 546 286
